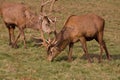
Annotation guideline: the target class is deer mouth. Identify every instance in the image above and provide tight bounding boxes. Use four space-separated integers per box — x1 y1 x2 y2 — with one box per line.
47 56 53 62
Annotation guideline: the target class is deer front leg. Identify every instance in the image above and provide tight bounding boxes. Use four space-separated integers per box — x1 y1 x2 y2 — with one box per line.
9 26 16 46
12 31 21 48
11 28 15 46
6 26 16 47
5 23 12 45
12 28 27 48
68 43 74 62
95 32 111 62
8 27 12 45
80 37 92 63
20 29 27 49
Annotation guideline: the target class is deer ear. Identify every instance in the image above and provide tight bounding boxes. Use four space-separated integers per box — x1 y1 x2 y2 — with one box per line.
47 18 53 24
48 17 57 24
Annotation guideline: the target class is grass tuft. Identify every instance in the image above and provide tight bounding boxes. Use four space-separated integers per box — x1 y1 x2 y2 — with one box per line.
0 0 120 80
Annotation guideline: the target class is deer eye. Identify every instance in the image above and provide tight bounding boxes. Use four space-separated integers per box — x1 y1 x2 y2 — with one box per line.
46 23 50 26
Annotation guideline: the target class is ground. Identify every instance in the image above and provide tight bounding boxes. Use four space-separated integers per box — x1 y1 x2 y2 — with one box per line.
0 0 120 80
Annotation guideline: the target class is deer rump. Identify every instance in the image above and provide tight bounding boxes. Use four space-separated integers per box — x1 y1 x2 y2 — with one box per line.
0 2 55 48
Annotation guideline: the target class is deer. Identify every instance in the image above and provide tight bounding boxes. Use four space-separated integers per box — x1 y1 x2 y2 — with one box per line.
0 2 56 48
47 14 111 63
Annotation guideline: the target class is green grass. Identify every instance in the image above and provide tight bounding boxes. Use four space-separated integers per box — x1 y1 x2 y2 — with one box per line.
0 0 120 80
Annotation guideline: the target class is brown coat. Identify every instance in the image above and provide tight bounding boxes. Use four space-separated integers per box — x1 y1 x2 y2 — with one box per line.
0 2 53 48
47 14 111 62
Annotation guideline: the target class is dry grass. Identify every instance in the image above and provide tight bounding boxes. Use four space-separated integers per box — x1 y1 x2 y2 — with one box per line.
0 0 120 80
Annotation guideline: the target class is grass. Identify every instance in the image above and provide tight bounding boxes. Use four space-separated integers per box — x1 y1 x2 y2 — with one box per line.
0 0 120 80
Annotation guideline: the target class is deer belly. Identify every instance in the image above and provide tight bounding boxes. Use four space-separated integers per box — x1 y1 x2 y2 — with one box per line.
85 30 97 41
71 36 80 42
85 37 95 41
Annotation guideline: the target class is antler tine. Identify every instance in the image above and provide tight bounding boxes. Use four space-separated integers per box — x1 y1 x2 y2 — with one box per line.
40 0 53 14
40 1 44 13
49 0 57 12
53 17 57 38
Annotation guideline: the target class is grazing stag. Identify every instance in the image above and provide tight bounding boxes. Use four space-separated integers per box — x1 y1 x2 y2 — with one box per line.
0 2 56 48
47 14 111 62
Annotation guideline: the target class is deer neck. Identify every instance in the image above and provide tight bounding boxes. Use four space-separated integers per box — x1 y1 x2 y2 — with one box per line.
55 40 69 52
26 15 41 30
55 31 70 51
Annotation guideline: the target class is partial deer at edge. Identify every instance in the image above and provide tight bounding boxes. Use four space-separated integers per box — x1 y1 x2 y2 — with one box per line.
47 14 111 63
0 1 56 48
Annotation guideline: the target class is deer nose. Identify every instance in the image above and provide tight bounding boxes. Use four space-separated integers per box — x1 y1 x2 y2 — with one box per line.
47 56 53 62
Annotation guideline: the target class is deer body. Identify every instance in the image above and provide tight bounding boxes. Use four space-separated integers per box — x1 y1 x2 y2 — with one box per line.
47 14 111 62
0 2 53 48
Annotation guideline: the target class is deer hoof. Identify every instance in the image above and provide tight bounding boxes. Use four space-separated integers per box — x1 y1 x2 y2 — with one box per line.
88 59 93 63
67 58 73 62
9 42 12 46
11 44 19 49
24 46 27 49
107 56 112 61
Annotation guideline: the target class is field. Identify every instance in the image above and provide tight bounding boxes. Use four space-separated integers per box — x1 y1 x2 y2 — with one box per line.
0 0 120 80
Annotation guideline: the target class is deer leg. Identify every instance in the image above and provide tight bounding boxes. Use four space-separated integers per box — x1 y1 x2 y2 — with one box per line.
7 27 12 45
12 29 21 48
95 33 104 62
10 25 16 46
95 32 111 62
11 25 15 43
101 40 111 60
68 43 74 62
95 37 111 62
12 28 27 48
5 23 12 45
11 28 15 45
9 27 17 47
12 32 20 48
20 29 27 49
80 37 92 63
5 23 17 48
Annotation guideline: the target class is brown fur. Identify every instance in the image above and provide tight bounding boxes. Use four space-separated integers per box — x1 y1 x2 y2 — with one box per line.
0 2 53 48
47 14 111 62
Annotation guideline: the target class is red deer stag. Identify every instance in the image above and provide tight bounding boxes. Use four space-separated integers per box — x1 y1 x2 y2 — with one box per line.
0 2 56 48
47 14 111 62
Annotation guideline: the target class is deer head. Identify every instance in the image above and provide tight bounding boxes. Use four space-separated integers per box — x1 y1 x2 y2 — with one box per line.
32 0 57 47
46 38 60 61
39 0 57 34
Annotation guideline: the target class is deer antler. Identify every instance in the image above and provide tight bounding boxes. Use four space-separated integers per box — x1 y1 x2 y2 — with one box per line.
49 0 57 12
38 0 58 48
40 0 52 13
40 0 57 13
52 17 57 38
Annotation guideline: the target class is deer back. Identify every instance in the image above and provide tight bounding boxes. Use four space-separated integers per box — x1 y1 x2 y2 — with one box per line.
0 2 29 26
